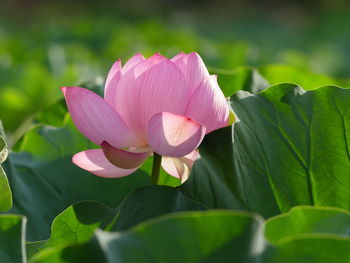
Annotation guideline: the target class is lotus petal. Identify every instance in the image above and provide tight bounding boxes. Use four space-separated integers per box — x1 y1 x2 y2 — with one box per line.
101 141 150 169
72 150 138 178
161 150 200 182
147 112 206 157
112 54 189 138
104 60 122 105
61 87 143 148
122 53 146 73
185 75 229 133
172 52 210 94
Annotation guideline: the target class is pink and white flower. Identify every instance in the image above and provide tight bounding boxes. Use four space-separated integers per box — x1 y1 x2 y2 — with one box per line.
61 52 229 182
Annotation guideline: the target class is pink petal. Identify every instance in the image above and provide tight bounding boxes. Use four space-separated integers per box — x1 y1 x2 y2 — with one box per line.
170 52 186 62
133 53 168 77
161 150 200 182
180 150 200 169
72 150 138 178
61 87 143 148
185 75 229 133
172 52 210 94
104 60 122 106
101 141 150 169
112 54 190 138
122 53 146 73
104 55 146 106
161 157 187 179
147 112 206 157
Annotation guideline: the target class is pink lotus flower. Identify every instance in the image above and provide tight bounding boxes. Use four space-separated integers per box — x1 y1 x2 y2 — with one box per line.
61 52 229 183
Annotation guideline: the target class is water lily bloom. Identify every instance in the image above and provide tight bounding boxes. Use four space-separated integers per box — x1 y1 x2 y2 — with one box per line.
61 52 229 182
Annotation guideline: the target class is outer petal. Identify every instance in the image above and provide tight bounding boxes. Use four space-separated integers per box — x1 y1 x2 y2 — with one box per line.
161 157 188 179
104 54 145 106
112 54 190 138
104 60 122 105
72 150 138 178
172 52 210 94
185 75 229 133
101 141 150 169
147 112 206 157
122 53 145 73
161 150 200 182
61 87 144 148
180 150 200 169
170 52 186 62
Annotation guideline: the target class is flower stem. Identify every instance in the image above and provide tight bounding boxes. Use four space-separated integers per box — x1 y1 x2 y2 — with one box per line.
151 152 162 185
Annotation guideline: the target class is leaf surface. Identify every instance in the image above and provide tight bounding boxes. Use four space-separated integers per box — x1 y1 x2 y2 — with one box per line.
182 84 350 216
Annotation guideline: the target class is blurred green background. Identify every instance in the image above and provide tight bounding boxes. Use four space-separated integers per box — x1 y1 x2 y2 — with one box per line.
1 0 350 144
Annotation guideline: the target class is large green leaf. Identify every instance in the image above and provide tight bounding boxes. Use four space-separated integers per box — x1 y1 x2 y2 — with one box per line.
26 185 207 259
181 84 350 217
31 210 265 263
265 206 350 244
263 207 350 262
3 117 149 241
0 134 12 212
26 201 115 259
30 207 350 263
112 185 207 231
264 235 350 263
0 215 26 263
263 206 350 262
45 201 115 246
